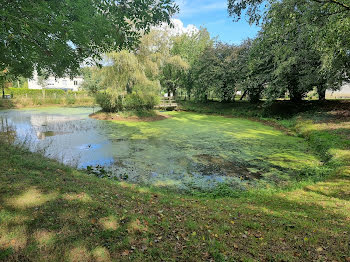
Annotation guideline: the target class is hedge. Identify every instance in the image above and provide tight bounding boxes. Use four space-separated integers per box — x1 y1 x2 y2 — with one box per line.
5 88 66 96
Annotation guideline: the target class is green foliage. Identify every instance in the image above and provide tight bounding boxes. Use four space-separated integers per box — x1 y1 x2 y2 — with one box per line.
227 0 350 87
191 46 222 101
124 93 160 111
229 0 348 104
190 43 250 102
170 28 213 98
89 50 161 112
95 92 123 112
171 28 213 66
96 91 160 112
0 0 178 79
160 55 189 97
5 87 65 96
2 88 93 107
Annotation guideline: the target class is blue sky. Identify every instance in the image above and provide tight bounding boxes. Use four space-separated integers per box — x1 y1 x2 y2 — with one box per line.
174 0 260 44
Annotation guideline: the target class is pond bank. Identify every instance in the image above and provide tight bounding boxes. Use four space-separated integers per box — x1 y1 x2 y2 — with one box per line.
89 111 171 122
0 94 95 110
1 112 349 261
0 102 349 261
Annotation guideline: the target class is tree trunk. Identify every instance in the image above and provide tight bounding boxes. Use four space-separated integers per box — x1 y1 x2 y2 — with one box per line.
2 85 4 99
240 90 247 100
249 92 260 104
317 87 326 101
126 82 132 94
289 91 303 103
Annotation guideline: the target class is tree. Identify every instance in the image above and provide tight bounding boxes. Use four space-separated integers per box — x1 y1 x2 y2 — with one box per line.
229 0 348 102
265 0 347 101
161 55 189 98
214 43 239 102
84 50 161 112
81 67 103 95
228 0 350 78
171 29 213 99
191 45 228 102
228 0 350 24
237 38 271 103
0 0 178 81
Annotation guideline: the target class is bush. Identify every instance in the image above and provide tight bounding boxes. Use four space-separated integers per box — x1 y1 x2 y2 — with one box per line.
95 92 123 112
65 94 76 105
124 93 159 111
96 92 159 112
5 87 65 97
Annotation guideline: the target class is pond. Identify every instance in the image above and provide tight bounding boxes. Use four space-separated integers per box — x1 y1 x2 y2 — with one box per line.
0 107 320 191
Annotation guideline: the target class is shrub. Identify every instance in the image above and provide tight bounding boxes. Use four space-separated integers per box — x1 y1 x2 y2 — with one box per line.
124 93 159 111
65 94 76 105
3 88 94 107
96 91 159 112
95 92 123 112
5 88 65 97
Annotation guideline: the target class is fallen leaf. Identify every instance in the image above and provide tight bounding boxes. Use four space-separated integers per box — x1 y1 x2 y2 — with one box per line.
122 250 130 256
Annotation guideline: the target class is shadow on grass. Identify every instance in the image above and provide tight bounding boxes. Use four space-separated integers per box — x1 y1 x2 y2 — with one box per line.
1 142 350 261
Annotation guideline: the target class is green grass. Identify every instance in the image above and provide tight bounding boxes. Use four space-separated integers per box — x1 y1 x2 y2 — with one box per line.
0 101 350 261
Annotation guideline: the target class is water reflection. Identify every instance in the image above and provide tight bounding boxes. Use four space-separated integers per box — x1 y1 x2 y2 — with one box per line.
0 117 16 144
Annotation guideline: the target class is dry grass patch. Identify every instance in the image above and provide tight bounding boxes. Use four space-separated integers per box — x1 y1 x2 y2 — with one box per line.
68 246 91 262
6 188 57 209
92 247 112 262
127 219 148 234
63 192 92 202
99 216 119 231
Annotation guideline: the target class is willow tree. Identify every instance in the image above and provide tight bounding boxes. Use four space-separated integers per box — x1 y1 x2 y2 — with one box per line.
94 51 160 111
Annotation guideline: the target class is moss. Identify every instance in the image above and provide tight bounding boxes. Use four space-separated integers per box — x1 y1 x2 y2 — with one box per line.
106 111 320 190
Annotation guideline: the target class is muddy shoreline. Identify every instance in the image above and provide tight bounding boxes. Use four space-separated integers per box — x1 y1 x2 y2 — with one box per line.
89 111 171 122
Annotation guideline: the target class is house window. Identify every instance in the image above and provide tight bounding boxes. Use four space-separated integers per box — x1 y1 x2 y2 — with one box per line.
74 80 78 86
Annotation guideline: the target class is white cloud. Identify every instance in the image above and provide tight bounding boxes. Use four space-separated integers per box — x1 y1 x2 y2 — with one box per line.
156 18 199 36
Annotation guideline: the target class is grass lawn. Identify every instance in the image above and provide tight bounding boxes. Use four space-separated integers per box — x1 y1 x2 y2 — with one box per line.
1 101 350 261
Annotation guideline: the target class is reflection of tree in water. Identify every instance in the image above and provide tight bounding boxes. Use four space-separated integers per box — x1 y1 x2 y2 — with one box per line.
29 114 98 140
0 117 16 144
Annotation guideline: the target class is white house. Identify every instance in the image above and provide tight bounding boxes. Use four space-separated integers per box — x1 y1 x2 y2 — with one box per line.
28 71 84 91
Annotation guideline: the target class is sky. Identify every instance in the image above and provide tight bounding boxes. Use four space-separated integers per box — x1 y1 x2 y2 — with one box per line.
173 0 260 44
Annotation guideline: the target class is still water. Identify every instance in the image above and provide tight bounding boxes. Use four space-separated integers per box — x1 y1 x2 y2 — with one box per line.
0 107 319 191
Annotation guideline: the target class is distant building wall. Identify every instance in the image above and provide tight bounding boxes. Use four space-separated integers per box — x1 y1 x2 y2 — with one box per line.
28 71 84 91
326 84 350 99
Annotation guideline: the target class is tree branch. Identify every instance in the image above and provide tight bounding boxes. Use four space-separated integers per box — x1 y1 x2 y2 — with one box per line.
311 0 350 11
